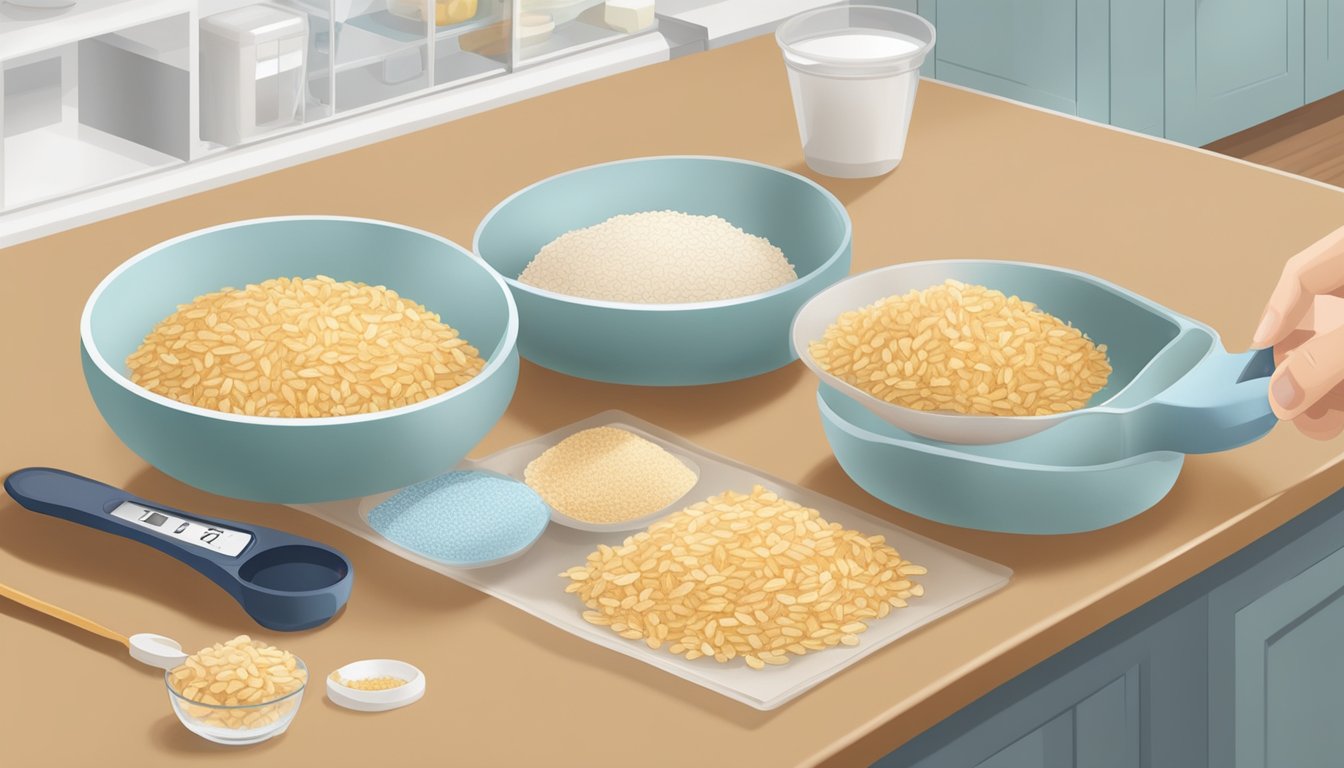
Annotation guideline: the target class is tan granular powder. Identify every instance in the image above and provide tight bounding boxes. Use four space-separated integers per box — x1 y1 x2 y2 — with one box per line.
517 210 798 304
168 635 306 729
524 426 697 524
560 486 926 669
809 279 1111 416
126 275 485 418
329 673 407 691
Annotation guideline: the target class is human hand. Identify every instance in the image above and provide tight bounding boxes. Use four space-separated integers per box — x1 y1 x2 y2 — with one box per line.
1253 223 1344 439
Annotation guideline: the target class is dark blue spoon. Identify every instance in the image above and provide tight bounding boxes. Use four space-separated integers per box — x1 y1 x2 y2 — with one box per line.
4 468 353 631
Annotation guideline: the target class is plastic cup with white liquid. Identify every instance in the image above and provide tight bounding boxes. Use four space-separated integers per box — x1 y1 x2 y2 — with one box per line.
777 5 935 179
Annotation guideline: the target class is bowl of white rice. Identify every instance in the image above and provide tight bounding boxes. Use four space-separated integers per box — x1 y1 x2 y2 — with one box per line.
473 156 851 385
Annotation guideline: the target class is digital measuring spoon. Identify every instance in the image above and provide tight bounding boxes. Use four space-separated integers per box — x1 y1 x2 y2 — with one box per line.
4 468 353 631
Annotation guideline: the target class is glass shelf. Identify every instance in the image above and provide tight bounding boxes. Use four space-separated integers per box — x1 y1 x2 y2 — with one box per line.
1 13 190 211
337 10 423 72
513 0 649 67
434 0 508 87
4 105 182 210
517 14 625 66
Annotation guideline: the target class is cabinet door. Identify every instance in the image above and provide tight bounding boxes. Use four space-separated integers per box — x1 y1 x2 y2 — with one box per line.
1110 0 1165 136
1166 0 1306 146
929 0 1079 116
1306 0 1344 102
875 598 1207 768
1209 505 1344 768
870 0 935 77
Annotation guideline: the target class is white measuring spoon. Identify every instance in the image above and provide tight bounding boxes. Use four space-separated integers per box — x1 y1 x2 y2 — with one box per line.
0 582 188 669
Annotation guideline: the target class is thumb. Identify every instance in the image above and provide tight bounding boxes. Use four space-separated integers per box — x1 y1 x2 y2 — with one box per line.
1270 323 1344 419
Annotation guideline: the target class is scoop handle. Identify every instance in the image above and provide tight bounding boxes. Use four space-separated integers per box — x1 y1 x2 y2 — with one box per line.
2 468 219 561
1133 347 1277 454
0 582 130 648
4 467 162 546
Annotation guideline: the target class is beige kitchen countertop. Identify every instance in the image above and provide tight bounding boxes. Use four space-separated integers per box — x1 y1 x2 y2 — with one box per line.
4 34 1344 768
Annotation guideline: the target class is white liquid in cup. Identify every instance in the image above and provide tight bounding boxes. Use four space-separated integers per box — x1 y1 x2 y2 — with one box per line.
792 32 921 60
782 30 929 178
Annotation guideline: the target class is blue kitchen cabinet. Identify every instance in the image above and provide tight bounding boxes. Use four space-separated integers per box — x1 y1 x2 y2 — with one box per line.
1207 492 1344 768
874 488 1344 768
1108 0 1164 136
874 594 1206 768
926 0 1102 120
1306 0 1344 102
918 0 1344 145
1164 0 1305 146
870 0 935 76
918 0 1156 131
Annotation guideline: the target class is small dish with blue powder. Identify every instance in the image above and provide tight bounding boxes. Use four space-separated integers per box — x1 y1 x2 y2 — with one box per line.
365 470 550 568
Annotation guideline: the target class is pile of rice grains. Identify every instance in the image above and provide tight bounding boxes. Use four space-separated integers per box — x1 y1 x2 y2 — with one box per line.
518 210 798 304
127 275 484 418
810 279 1112 416
524 427 697 526
549 428 927 670
168 635 306 730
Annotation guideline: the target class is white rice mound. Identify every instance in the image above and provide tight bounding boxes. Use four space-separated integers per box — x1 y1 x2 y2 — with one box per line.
517 210 799 304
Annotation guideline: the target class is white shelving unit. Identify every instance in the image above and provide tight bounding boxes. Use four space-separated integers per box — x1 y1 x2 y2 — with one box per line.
1 0 193 209
0 0 654 214
0 0 667 241
4 105 182 209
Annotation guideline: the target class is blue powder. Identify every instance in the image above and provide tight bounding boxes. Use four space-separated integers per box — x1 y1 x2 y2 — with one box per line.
368 470 549 567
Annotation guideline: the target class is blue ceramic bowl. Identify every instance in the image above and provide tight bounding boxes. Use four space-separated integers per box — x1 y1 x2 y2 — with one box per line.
473 156 852 386
817 384 1186 534
80 217 519 504
806 260 1277 534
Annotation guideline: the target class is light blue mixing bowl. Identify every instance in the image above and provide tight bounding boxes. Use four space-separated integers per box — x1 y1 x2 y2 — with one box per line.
818 385 1185 534
806 260 1278 534
473 156 852 386
80 217 519 504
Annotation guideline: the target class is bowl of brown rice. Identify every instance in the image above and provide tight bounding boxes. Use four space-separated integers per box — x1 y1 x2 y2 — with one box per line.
793 260 1200 445
80 216 519 503
473 156 852 385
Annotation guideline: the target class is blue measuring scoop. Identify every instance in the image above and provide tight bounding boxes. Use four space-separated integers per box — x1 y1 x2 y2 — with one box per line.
4 468 353 632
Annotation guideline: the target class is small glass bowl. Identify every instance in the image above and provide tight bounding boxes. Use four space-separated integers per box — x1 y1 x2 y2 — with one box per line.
165 659 307 746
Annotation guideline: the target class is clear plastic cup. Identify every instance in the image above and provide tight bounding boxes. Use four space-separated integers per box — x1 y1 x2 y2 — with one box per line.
777 5 936 179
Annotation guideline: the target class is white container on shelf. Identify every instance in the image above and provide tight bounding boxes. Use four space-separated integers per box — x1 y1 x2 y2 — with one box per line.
603 0 652 33
200 4 308 147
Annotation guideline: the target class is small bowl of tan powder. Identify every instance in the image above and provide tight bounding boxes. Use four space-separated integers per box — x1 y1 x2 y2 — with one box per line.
80 217 520 503
326 659 426 712
474 156 852 386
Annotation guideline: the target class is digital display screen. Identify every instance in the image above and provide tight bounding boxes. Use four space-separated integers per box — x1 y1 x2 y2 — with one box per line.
109 502 252 557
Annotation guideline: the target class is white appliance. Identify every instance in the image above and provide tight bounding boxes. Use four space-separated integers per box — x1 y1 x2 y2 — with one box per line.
200 4 307 146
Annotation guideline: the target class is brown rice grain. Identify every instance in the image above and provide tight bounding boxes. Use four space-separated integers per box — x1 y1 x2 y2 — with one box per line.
126 275 485 418
561 486 926 669
808 279 1111 416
